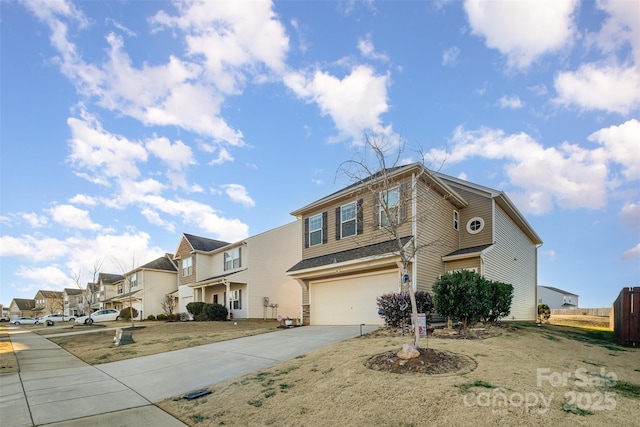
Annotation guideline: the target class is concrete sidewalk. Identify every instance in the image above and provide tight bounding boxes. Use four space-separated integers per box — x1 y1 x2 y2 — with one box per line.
1 324 377 426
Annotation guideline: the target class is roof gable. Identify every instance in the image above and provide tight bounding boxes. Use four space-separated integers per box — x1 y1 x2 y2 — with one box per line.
139 255 178 272
291 163 467 217
99 273 124 284
13 298 35 310
183 233 230 252
538 285 579 297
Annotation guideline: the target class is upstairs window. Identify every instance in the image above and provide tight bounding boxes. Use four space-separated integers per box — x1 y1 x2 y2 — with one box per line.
130 273 138 288
453 210 459 231
379 187 400 227
466 217 485 234
182 256 193 276
224 248 241 271
340 202 357 238
309 214 323 246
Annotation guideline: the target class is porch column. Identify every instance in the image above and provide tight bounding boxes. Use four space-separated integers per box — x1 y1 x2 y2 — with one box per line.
225 281 231 319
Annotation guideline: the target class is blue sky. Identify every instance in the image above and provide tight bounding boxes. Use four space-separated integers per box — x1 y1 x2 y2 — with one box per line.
1 0 638 309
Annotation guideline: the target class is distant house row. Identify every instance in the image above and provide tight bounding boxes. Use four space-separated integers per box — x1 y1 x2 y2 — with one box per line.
8 164 543 325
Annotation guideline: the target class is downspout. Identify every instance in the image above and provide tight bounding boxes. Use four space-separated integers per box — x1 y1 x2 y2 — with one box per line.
412 173 418 292
225 280 231 319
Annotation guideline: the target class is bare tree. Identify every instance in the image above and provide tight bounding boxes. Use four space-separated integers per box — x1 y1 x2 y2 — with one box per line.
161 294 176 320
337 134 448 349
115 256 140 328
71 258 104 320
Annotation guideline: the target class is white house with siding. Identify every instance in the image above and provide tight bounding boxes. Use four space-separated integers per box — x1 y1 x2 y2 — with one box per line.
537 285 579 309
287 163 543 325
175 221 302 320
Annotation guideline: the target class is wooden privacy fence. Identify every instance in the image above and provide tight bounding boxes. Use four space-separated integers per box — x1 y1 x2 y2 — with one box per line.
612 287 640 347
551 307 611 316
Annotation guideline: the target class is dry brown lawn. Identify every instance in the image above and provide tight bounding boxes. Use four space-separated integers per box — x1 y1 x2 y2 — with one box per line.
157 319 639 427
44 319 282 365
3 316 639 426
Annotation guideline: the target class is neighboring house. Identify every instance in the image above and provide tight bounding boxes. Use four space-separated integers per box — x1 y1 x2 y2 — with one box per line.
63 288 85 317
97 273 125 311
537 286 579 309
8 298 35 319
176 221 302 320
33 290 64 317
104 254 178 319
287 163 542 325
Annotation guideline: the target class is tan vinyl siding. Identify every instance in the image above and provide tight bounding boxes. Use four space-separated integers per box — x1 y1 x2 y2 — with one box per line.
483 204 537 321
444 259 481 273
453 188 493 248
301 178 413 260
241 221 302 320
414 182 460 294
176 238 195 286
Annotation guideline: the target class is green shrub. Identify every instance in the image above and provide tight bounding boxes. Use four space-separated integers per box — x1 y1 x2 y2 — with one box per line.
186 301 206 316
147 314 156 321
119 307 139 320
376 291 433 327
433 271 489 327
483 281 514 323
156 313 168 321
205 303 228 321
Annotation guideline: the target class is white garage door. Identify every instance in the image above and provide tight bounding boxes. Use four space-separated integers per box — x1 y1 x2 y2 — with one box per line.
310 271 398 325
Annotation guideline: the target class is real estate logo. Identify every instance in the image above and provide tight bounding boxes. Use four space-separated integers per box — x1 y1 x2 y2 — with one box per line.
462 367 618 415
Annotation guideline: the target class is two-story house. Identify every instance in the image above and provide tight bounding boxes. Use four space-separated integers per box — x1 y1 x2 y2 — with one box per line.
175 221 302 320
33 290 64 317
8 298 36 319
97 273 125 311
103 254 178 320
63 288 84 317
537 285 579 309
287 163 542 325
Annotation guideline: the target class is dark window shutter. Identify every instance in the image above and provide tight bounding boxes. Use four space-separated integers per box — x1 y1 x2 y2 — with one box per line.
238 289 242 310
399 183 408 222
304 218 309 248
238 247 242 268
372 193 379 228
335 207 341 240
357 199 363 235
322 211 328 244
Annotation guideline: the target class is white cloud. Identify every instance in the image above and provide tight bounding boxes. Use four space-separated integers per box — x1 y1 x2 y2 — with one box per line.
497 95 524 109
146 137 195 171
432 126 613 214
464 0 578 69
17 265 71 288
586 0 640 65
69 194 97 206
358 35 389 61
554 65 640 115
222 184 255 207
21 213 48 228
588 119 640 181
442 47 460 67
620 202 640 229
140 208 175 233
67 114 148 183
48 205 101 230
284 65 393 144
622 243 640 260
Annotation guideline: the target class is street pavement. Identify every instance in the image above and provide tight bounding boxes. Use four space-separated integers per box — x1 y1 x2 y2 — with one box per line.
1 323 378 426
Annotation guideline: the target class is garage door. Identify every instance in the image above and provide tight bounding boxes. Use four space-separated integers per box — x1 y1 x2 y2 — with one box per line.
310 271 398 325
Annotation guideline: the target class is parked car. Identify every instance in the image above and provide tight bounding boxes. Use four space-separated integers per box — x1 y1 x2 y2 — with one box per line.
11 317 40 325
74 309 120 325
39 314 75 324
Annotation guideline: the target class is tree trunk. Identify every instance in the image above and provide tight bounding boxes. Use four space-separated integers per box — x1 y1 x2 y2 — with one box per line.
408 284 420 348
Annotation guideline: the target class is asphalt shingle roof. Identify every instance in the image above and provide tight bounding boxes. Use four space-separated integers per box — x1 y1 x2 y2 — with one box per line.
287 236 413 272
184 233 230 252
539 285 579 296
139 256 177 272
443 244 493 257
